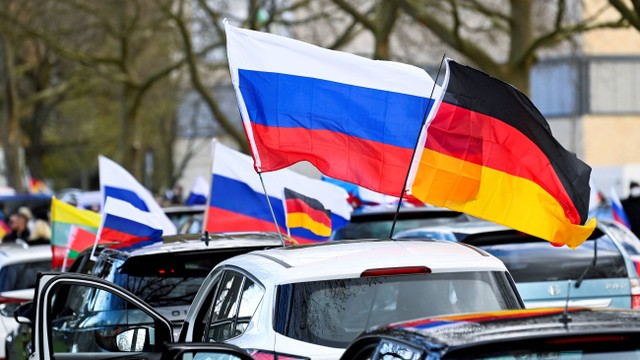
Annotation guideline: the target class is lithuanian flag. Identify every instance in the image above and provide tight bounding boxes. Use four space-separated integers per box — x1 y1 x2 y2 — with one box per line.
411 59 596 248
50 197 102 268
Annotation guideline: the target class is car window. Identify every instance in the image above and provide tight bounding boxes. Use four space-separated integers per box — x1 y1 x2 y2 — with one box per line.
606 224 640 256
0 260 52 291
275 271 520 348
205 271 265 342
48 283 159 353
478 236 628 282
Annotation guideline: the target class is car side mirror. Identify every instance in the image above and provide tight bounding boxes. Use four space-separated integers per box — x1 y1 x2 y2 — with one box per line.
116 328 149 352
13 302 33 325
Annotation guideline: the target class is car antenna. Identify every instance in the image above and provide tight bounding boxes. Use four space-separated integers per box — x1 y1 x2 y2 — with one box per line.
559 279 572 327
574 238 597 289
200 230 211 246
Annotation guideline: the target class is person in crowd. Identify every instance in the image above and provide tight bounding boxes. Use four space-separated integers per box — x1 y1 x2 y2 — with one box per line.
29 219 51 245
163 185 184 205
17 206 34 232
622 181 640 238
2 212 30 243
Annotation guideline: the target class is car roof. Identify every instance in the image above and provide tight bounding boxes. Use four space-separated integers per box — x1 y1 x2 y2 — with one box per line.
99 232 284 260
366 308 640 352
221 239 508 285
0 243 52 263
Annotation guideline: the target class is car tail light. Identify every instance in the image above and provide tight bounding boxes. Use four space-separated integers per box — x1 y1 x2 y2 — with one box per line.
248 350 310 360
361 266 431 277
631 278 640 309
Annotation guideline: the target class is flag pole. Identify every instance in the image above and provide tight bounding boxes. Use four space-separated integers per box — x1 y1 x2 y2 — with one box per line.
257 172 286 246
389 54 447 240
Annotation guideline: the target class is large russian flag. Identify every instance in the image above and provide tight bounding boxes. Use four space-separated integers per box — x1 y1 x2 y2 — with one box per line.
411 59 596 248
225 23 442 196
206 139 352 244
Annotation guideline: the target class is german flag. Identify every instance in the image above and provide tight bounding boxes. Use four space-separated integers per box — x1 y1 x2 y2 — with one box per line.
411 59 596 248
284 188 332 241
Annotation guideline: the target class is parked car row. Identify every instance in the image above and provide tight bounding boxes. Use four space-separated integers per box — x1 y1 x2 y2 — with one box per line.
3 207 640 359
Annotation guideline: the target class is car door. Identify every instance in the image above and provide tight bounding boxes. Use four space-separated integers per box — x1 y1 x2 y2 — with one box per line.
34 272 174 360
33 272 254 360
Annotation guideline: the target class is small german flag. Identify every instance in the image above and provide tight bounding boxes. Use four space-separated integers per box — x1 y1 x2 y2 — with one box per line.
284 188 332 241
411 59 596 248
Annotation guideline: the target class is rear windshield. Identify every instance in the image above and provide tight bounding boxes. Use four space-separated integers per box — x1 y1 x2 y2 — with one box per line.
0 260 52 292
475 235 627 283
275 271 520 348
92 256 218 308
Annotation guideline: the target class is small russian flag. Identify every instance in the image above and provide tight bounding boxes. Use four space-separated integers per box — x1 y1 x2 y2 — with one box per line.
611 187 631 229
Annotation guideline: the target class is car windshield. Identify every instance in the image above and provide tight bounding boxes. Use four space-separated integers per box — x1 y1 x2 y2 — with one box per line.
0 260 52 292
275 271 520 348
334 216 466 240
475 235 627 282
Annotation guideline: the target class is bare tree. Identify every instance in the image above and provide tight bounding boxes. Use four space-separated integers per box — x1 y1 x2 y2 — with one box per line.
328 0 625 94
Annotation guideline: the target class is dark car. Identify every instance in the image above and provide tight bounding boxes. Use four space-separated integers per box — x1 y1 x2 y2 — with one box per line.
7 233 281 360
341 307 640 359
78 232 281 339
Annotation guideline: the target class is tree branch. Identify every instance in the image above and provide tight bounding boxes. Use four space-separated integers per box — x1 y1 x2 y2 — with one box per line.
331 0 376 31
610 0 640 29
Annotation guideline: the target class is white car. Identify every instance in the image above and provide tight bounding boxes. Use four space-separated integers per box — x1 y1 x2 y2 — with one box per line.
0 243 51 360
29 239 522 360
179 239 523 359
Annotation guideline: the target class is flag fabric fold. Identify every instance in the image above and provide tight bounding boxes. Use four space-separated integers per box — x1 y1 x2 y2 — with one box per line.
225 23 442 196
185 175 209 206
206 139 352 244
410 59 596 248
50 197 101 269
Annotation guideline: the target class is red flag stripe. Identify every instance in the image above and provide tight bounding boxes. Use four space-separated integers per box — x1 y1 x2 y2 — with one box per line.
252 124 412 195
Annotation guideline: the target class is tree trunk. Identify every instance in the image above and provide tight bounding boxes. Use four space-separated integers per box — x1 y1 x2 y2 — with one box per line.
373 0 399 60
0 36 25 192
506 0 533 94
120 83 142 180
26 101 47 180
